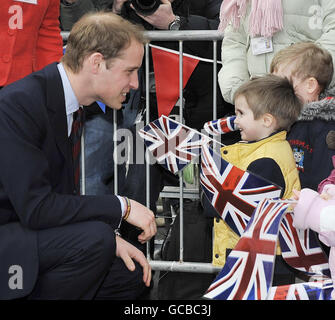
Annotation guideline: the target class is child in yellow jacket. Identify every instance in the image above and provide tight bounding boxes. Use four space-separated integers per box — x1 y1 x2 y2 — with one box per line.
205 74 302 285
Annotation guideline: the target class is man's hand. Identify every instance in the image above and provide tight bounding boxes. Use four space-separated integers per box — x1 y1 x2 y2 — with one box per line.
131 0 175 29
112 0 128 14
125 199 157 244
116 235 151 287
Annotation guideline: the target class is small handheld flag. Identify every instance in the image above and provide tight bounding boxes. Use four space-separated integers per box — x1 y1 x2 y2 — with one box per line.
204 116 238 136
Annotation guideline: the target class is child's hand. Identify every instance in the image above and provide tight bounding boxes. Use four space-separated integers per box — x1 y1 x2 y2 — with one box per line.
320 184 335 200
320 192 332 200
289 189 300 209
292 189 300 200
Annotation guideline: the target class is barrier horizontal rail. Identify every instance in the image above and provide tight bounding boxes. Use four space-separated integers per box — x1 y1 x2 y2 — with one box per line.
61 30 224 41
149 260 222 273
159 186 199 199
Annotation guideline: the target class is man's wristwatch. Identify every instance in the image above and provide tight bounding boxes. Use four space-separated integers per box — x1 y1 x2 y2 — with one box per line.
169 15 181 30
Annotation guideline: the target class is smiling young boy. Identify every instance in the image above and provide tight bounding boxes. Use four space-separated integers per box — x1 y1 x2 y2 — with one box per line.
213 74 302 285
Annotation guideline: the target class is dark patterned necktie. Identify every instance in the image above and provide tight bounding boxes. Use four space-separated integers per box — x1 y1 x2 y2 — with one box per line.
70 107 84 195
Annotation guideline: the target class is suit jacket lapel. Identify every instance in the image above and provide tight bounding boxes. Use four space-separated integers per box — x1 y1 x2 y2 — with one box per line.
44 63 73 170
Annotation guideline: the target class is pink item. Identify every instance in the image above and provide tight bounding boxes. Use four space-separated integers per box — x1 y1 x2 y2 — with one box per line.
219 0 248 32
318 156 335 193
218 0 283 38
293 188 335 299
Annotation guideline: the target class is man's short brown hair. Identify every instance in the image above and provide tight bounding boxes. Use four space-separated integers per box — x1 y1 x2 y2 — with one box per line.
62 11 147 73
234 74 303 131
270 42 334 92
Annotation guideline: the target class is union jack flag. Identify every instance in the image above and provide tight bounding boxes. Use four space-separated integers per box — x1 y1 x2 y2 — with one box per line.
267 279 333 300
139 115 211 174
200 143 282 236
278 213 330 276
204 199 290 300
203 116 238 136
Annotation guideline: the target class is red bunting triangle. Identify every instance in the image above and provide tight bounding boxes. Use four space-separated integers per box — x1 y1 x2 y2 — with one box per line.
151 46 199 117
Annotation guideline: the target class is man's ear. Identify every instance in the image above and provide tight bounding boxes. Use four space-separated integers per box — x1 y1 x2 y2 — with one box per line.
86 52 104 74
262 113 276 129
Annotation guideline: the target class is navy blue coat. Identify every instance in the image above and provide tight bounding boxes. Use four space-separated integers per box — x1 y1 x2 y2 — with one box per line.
287 93 335 191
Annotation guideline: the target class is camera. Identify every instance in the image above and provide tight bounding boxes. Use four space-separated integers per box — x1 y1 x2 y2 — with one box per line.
130 0 162 16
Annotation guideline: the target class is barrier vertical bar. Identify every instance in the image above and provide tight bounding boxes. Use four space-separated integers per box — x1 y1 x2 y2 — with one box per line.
145 42 151 260
212 40 217 121
178 40 184 262
212 40 220 152
113 108 118 195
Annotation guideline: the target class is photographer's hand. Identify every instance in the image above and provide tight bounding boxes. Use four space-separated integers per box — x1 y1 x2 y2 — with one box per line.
112 0 128 14
131 0 176 29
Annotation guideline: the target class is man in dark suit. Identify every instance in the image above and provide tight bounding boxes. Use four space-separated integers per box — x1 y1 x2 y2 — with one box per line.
0 12 156 300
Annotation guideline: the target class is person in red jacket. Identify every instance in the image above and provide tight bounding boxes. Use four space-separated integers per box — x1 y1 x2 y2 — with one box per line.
0 0 63 87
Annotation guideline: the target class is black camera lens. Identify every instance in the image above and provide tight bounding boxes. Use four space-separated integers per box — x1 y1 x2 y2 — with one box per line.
130 0 162 16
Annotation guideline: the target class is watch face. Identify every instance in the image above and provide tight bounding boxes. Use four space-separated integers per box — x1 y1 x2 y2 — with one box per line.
169 16 181 30
170 22 180 30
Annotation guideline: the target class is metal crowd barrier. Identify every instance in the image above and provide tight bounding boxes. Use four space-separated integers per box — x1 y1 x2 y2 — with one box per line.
61 30 223 274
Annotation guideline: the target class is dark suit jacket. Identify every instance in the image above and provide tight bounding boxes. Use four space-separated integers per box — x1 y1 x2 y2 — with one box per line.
0 63 122 299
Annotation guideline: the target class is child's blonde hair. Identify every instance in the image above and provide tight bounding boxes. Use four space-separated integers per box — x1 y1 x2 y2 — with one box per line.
270 42 333 92
234 74 303 131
